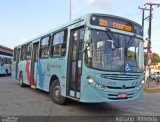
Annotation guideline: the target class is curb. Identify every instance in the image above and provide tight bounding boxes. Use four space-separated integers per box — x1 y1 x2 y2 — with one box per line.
144 88 160 93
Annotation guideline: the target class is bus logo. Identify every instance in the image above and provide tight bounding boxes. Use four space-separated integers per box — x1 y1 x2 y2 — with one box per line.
122 85 126 89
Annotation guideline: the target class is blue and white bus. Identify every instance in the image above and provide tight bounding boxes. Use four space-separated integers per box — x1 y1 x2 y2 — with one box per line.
12 13 144 104
0 54 12 75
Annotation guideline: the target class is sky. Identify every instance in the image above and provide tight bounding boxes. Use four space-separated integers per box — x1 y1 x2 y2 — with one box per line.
0 0 160 54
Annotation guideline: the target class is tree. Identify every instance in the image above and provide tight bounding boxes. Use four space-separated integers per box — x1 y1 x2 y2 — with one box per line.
144 52 160 65
151 53 160 65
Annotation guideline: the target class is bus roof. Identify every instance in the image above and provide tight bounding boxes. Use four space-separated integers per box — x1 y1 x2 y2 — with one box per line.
14 13 142 48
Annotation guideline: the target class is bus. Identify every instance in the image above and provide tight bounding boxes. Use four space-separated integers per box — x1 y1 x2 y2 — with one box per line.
12 13 144 104
0 54 12 75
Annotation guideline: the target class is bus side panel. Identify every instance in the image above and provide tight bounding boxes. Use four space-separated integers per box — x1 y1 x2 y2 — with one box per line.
25 60 31 85
36 59 51 91
0 66 5 75
36 57 67 95
34 62 37 87
18 60 31 85
48 58 68 96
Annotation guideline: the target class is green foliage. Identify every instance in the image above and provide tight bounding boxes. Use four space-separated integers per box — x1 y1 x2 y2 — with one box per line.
144 52 160 65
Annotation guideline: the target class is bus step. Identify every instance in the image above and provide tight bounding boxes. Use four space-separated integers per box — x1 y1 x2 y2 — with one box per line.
31 85 36 89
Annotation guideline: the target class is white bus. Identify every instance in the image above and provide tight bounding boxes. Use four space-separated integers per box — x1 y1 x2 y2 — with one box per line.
0 54 12 75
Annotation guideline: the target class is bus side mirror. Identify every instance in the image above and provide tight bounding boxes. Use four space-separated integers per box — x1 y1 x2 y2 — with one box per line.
84 27 91 43
83 43 93 58
83 43 89 52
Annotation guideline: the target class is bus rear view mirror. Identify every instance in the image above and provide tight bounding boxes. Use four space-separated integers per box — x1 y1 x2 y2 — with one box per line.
84 27 91 43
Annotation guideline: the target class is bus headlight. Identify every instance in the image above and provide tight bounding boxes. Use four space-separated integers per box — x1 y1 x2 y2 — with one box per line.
87 78 95 84
87 76 106 91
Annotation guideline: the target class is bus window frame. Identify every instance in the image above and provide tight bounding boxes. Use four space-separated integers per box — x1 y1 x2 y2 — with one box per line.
39 35 51 59
20 45 27 61
50 29 68 58
13 48 17 61
26 43 32 60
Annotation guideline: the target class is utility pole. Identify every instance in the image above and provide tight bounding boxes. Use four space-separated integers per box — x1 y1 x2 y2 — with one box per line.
144 3 160 76
138 6 150 85
69 0 72 21
138 6 150 27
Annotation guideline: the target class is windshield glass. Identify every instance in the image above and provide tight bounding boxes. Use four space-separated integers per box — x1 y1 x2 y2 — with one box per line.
85 30 144 72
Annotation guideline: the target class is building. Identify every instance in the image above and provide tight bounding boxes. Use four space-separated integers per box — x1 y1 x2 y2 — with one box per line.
0 45 13 56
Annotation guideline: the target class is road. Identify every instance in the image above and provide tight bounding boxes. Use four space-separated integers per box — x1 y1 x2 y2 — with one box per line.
0 76 160 117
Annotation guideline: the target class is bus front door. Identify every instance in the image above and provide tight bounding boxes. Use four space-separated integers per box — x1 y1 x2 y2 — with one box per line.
68 27 84 99
30 42 39 88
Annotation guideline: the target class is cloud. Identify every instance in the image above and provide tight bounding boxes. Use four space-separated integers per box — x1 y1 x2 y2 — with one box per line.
72 0 83 14
87 0 113 12
88 0 96 4
21 38 27 43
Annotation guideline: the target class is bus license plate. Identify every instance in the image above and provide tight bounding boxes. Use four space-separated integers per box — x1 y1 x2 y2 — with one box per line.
118 93 127 98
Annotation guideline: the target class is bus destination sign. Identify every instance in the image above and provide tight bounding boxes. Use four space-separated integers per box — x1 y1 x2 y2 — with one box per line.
91 15 143 36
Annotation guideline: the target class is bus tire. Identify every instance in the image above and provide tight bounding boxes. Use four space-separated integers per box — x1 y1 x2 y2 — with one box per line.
19 73 25 87
5 69 8 76
50 79 67 105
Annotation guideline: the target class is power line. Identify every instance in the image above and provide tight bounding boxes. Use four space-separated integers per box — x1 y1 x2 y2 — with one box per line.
138 6 150 27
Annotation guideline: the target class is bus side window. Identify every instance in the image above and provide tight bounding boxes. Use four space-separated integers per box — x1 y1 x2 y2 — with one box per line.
26 43 32 59
21 45 27 60
4 58 7 64
6 58 9 64
51 30 67 57
40 36 50 58
1 58 4 66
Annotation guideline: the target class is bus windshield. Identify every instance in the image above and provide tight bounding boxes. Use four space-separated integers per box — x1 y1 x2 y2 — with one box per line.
85 30 144 72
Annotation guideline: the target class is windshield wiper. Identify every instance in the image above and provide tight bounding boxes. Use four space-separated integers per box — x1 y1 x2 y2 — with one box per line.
126 34 136 47
105 28 120 48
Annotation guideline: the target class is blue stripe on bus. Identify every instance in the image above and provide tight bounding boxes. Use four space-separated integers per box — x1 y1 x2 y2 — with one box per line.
37 60 44 88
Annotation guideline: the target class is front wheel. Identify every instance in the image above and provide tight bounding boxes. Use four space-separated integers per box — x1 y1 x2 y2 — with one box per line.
50 79 67 105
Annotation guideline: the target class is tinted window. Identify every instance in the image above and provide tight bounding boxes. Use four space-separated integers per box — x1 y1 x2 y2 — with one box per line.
26 43 32 59
40 36 50 58
21 45 26 60
51 30 67 57
41 36 50 47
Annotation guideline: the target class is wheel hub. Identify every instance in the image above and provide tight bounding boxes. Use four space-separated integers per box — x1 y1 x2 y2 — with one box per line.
55 87 60 97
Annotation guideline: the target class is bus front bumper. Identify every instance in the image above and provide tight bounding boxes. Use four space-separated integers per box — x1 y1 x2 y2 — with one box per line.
80 85 143 103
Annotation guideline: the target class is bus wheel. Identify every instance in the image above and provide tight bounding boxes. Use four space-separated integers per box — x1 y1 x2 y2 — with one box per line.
19 73 25 87
5 69 8 76
50 80 67 105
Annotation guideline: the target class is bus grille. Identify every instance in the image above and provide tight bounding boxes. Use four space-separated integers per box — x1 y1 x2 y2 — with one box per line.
106 86 136 89
101 74 140 81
